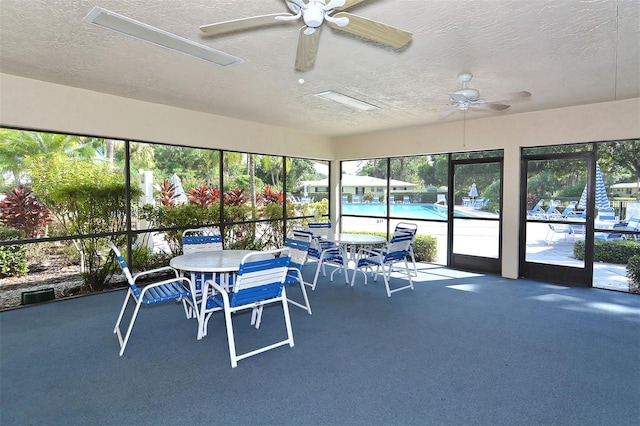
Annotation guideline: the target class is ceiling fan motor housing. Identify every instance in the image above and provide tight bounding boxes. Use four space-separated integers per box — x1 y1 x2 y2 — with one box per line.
455 88 480 101
304 1 327 28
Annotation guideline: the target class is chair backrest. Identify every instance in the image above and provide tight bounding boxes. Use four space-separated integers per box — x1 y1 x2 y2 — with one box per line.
561 201 577 216
109 242 137 292
307 221 331 239
597 208 616 221
284 237 311 272
403 195 410 204
545 200 560 214
393 222 417 242
383 233 413 262
626 217 640 231
529 199 545 213
229 248 291 307
182 227 222 253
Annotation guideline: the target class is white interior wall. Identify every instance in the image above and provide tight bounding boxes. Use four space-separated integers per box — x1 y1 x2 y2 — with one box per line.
0 73 332 158
1 73 638 279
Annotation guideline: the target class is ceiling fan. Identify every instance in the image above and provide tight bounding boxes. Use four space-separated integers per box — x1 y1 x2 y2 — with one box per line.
199 0 413 72
442 73 531 117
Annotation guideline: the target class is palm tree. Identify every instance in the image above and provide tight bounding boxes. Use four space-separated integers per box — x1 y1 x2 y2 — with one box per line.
0 130 97 186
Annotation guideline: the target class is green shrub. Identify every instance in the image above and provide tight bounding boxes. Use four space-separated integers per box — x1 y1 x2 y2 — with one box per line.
627 255 640 293
574 239 640 264
0 226 28 277
131 244 171 272
413 234 438 262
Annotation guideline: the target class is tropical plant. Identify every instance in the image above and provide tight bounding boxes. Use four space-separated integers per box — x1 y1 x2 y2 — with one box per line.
0 226 28 277
187 185 220 207
156 180 181 207
0 185 53 238
26 154 134 291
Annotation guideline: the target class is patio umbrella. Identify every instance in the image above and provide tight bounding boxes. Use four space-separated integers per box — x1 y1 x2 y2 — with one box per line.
170 173 188 205
469 183 479 200
577 163 609 210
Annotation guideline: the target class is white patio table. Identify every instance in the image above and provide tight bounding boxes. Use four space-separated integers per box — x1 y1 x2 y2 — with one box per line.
321 233 387 280
170 249 256 340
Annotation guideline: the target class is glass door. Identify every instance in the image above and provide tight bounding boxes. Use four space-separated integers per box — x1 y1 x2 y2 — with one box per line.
520 154 593 286
449 160 502 273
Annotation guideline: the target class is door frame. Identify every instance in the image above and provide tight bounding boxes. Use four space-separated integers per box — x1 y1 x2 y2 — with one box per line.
519 151 595 287
448 156 503 274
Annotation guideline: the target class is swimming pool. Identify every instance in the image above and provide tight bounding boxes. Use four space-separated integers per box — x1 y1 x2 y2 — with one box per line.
342 203 467 219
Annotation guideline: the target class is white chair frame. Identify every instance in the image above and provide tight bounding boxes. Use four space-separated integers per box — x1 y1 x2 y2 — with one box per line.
110 242 192 356
203 248 294 368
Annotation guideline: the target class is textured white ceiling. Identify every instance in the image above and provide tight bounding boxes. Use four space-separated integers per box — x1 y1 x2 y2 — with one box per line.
0 0 638 136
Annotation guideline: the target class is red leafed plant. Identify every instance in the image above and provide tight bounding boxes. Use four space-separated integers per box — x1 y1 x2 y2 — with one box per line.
157 180 180 207
187 186 220 207
259 185 285 205
224 188 249 206
0 185 53 238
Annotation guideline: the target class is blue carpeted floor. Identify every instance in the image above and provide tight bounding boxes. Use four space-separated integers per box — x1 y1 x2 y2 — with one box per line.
1 264 639 425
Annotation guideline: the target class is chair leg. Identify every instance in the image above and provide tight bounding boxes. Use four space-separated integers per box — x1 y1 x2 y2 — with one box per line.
223 304 239 368
118 299 143 356
299 279 312 314
281 287 295 348
409 247 418 276
311 262 323 290
286 271 312 315
114 289 132 335
382 266 392 298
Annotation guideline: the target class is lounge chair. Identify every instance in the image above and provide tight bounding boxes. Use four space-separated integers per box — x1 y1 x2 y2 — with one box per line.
620 217 640 239
559 201 578 217
527 199 545 216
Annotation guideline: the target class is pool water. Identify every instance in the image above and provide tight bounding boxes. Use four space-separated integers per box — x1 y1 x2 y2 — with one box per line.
342 203 466 219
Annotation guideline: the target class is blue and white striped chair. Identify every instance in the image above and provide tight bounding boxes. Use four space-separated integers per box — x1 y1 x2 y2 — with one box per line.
351 232 414 297
203 248 294 368
182 227 223 253
110 242 192 356
302 222 348 290
181 227 223 316
393 222 418 276
284 236 312 315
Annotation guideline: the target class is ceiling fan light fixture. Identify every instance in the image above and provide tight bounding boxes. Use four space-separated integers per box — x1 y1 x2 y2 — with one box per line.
82 7 243 67
314 91 381 111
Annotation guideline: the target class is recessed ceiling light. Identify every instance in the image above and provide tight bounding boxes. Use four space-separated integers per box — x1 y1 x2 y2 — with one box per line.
314 91 381 111
82 6 243 67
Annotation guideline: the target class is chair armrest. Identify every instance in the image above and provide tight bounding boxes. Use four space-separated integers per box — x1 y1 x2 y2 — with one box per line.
205 280 230 306
356 247 385 262
132 266 180 283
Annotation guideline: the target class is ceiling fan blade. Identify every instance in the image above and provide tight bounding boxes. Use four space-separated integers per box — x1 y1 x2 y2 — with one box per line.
200 13 294 36
473 102 511 111
332 0 370 11
440 105 460 118
483 91 532 103
295 26 322 72
328 12 412 49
